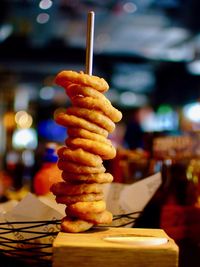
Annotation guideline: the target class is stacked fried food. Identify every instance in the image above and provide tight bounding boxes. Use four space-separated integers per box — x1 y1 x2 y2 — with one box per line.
51 70 122 233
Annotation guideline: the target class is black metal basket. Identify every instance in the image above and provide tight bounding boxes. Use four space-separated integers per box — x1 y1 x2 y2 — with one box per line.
0 219 61 267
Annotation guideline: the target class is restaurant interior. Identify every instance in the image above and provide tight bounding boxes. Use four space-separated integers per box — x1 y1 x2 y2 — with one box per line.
0 0 200 267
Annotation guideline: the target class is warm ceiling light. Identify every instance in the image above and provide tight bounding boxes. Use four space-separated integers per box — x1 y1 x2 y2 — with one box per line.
15 110 27 123
3 112 16 130
18 114 33 129
15 110 33 129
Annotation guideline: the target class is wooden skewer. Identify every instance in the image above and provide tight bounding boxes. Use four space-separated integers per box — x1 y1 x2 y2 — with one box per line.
85 11 95 75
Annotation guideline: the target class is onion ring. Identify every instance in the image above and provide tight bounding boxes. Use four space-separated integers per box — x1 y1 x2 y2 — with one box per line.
67 209 113 225
65 138 116 160
67 128 112 145
57 159 105 174
55 113 108 137
68 200 106 214
50 181 103 196
55 70 109 92
56 193 104 205
62 172 113 184
61 217 93 233
72 96 122 123
57 146 102 167
66 107 115 133
65 84 109 101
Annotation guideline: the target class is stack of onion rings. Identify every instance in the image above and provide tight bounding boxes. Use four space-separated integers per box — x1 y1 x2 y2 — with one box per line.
51 70 122 233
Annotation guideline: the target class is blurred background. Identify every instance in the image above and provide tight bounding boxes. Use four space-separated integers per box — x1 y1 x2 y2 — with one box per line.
0 0 200 266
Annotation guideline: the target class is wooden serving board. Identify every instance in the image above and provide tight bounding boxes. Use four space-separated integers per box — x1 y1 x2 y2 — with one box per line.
52 227 179 267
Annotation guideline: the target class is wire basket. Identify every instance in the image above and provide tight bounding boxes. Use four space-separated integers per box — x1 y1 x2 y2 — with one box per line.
0 212 141 266
0 219 61 267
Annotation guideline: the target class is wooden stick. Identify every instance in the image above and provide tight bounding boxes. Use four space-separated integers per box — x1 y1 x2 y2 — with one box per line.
85 11 95 75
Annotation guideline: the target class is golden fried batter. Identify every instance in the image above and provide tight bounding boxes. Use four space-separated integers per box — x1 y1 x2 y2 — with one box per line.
57 160 106 174
55 70 109 92
65 84 109 101
50 181 103 196
55 113 108 137
67 128 112 145
67 209 113 225
66 107 115 133
62 172 113 184
57 146 102 167
72 96 122 123
65 137 116 160
56 193 104 205
61 217 94 233
68 200 106 214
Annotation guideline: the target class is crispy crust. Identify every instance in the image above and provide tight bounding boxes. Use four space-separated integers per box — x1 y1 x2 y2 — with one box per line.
55 113 108 137
67 128 112 145
67 200 106 214
56 193 104 205
72 96 122 123
66 107 115 133
62 172 113 184
57 160 106 174
67 209 113 225
65 137 116 160
57 146 103 167
50 181 103 196
65 84 109 101
61 217 93 233
55 71 109 92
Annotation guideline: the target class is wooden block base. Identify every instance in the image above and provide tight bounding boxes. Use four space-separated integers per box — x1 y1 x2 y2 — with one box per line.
52 227 179 267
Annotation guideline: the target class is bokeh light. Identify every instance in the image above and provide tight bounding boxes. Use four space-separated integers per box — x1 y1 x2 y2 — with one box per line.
39 0 53 10
3 112 16 130
183 102 200 123
12 128 38 150
39 86 55 100
36 13 50 24
123 2 137 13
15 111 33 129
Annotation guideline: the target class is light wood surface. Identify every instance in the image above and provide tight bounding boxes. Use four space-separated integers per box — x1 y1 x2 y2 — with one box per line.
53 227 179 267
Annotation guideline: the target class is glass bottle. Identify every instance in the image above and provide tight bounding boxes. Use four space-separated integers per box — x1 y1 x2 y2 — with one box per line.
33 142 62 195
